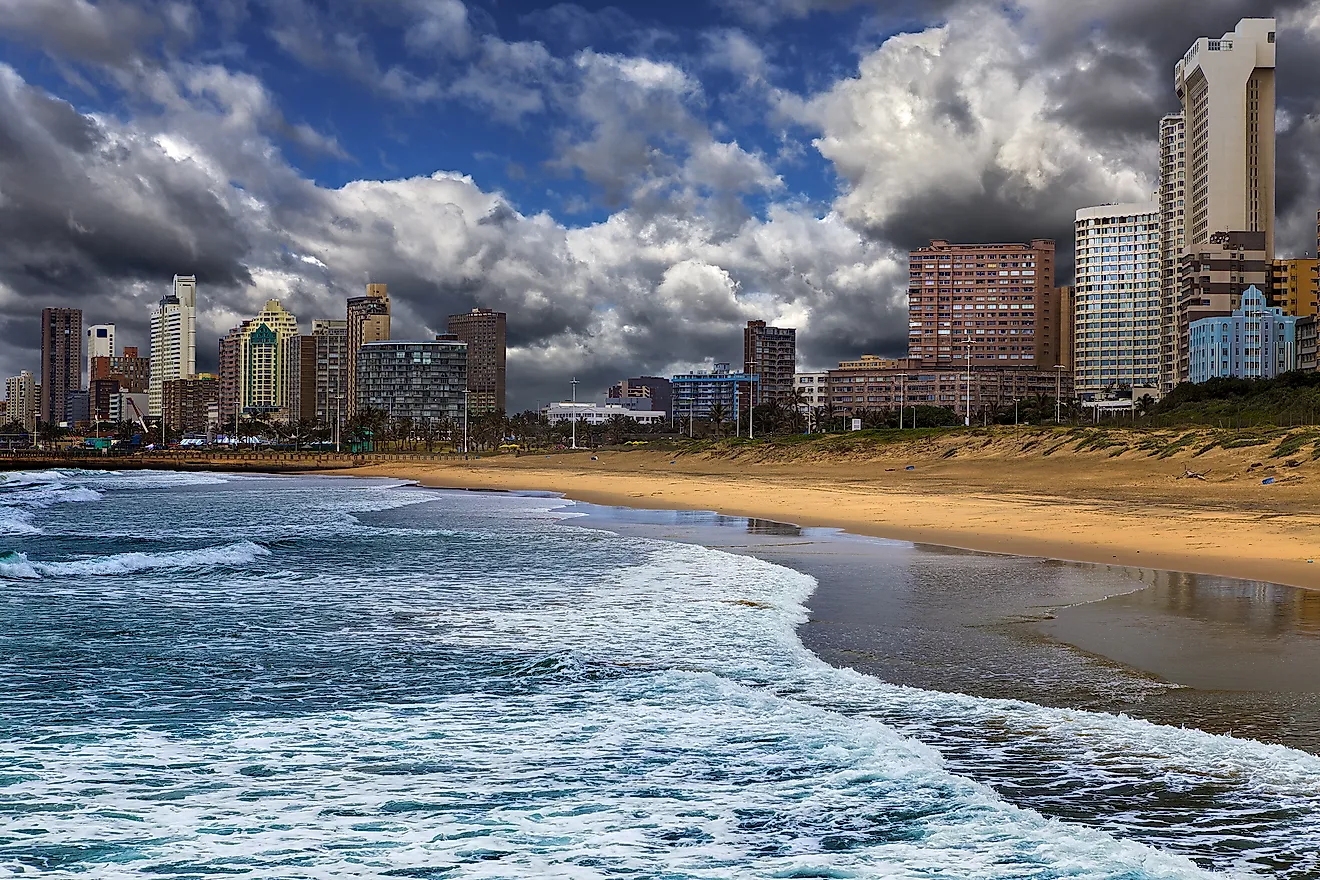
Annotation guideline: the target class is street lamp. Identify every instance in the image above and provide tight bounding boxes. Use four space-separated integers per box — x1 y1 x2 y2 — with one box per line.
462 387 471 454
1054 364 1066 424
570 377 580 450
964 336 973 427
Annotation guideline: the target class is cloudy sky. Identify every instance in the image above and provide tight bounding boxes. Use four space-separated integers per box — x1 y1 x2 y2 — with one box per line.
2 0 1318 409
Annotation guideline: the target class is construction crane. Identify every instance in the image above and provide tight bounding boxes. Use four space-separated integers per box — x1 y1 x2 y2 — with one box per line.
125 396 150 444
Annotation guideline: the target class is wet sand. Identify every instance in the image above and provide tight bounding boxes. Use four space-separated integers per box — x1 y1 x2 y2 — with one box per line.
333 450 1320 593
566 501 1320 754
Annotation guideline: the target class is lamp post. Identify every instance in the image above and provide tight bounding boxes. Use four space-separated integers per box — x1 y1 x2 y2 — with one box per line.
1054 364 1065 424
570 377 580 450
964 337 973 427
462 387 471 454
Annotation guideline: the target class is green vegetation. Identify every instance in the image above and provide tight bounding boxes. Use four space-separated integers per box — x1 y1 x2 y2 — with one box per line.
1141 372 1320 429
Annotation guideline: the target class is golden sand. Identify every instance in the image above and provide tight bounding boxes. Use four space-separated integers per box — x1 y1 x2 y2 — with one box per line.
330 430 1320 591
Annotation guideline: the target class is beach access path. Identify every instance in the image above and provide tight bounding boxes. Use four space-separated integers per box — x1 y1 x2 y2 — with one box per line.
330 445 1320 593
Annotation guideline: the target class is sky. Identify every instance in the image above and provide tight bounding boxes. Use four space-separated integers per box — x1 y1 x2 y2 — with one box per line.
2 0 1319 411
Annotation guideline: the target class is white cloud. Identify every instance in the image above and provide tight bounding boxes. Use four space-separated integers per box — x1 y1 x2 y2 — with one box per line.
790 6 1151 237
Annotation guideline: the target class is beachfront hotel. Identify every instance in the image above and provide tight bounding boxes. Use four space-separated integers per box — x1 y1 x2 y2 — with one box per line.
1073 203 1162 398
354 338 468 423
907 239 1059 368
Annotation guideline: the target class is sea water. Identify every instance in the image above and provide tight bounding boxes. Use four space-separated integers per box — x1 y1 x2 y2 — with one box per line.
1 471 1318 879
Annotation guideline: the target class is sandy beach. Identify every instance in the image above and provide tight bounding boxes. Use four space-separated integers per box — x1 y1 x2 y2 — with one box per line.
330 433 1320 592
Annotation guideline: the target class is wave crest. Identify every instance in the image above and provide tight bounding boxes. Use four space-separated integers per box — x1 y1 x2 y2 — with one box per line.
0 541 271 580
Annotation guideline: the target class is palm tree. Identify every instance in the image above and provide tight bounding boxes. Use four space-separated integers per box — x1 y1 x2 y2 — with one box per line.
708 402 727 439
605 414 632 446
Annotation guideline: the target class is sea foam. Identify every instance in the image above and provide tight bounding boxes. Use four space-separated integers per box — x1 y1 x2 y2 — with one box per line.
0 540 270 579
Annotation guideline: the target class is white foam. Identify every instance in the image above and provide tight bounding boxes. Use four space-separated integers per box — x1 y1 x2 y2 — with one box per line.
0 541 270 579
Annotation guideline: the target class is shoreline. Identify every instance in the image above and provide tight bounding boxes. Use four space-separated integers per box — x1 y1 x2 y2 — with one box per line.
321 451 1320 593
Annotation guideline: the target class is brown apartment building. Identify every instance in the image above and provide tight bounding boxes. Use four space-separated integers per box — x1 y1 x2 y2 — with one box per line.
91 346 151 393
346 283 391 418
447 308 506 414
163 375 218 434
1176 231 1270 382
744 320 797 404
827 356 1072 418
908 239 1057 368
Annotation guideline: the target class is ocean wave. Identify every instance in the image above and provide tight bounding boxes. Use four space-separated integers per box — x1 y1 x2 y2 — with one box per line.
0 541 270 580
0 508 41 536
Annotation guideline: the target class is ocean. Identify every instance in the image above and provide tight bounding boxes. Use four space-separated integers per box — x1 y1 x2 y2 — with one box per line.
1 470 1318 879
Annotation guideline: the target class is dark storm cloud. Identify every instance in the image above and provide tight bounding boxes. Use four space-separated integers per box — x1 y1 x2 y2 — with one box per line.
0 67 253 375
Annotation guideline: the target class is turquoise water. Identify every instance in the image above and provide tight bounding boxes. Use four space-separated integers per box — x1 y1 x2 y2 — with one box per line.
2 470 1319 879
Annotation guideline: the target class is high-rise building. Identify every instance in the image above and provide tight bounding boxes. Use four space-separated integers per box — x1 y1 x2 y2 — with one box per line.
283 334 318 423
1158 113 1187 392
163 375 219 434
218 322 249 428
149 275 199 416
1270 259 1319 317
446 308 507 415
1056 285 1076 372
1174 18 1276 257
3 371 38 432
91 346 151 394
312 320 349 428
346 283 390 418
354 338 467 423
1176 231 1271 382
1188 286 1296 382
743 320 797 405
1072 203 1162 397
86 324 115 387
907 239 1056 368
40 307 82 426
238 301 300 417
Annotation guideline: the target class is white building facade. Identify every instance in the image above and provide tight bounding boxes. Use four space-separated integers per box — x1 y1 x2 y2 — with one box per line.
148 275 198 416
1073 203 1163 398
543 402 665 426
86 324 115 386
1174 17 1276 256
794 372 829 411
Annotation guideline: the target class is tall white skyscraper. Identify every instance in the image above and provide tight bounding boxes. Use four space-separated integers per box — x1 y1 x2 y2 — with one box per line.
1073 203 1163 398
149 274 198 416
86 324 116 386
1157 114 1186 393
1174 17 1276 256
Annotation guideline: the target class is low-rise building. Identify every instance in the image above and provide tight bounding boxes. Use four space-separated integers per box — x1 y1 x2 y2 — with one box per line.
794 372 829 410
354 338 467 423
671 363 758 421
608 377 672 416
827 357 1073 418
543 402 666 426
1188 286 1298 383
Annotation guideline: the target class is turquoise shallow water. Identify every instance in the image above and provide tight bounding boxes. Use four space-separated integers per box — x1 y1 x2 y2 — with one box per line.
1 470 1319 879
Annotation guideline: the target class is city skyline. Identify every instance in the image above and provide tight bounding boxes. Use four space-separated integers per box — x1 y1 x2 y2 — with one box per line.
3 2 1320 410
